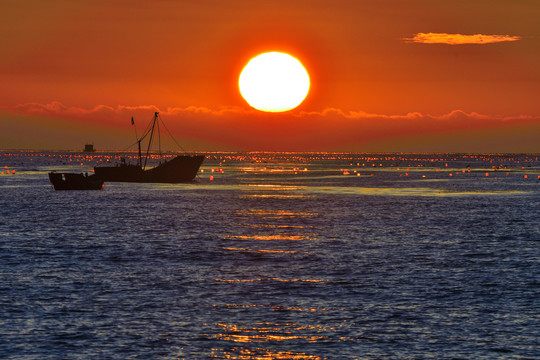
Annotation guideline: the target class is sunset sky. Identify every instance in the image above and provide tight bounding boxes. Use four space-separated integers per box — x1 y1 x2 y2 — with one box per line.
1 0 539 152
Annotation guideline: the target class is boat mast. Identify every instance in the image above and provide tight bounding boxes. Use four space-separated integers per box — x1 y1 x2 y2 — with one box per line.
143 112 159 169
137 140 142 167
132 116 143 168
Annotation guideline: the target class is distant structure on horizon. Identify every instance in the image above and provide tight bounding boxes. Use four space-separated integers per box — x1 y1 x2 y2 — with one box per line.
83 144 96 152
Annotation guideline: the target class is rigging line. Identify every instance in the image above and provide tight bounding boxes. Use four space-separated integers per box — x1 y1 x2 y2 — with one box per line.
143 114 157 169
138 121 153 142
120 117 153 152
138 114 155 141
158 114 186 152
157 116 162 160
120 140 139 152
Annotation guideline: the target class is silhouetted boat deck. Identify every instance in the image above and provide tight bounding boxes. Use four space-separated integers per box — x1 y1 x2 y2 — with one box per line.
48 172 104 190
94 155 204 183
93 112 204 183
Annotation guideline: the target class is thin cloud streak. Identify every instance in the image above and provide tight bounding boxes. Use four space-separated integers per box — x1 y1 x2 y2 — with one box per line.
4 102 539 152
10 102 536 123
405 33 522 45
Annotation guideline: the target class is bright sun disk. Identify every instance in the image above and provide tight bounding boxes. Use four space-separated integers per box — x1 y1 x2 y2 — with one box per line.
239 52 310 112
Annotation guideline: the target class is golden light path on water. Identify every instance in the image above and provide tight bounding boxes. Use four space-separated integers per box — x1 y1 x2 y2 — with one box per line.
2 151 539 359
198 157 536 358
158 183 529 198
207 177 331 359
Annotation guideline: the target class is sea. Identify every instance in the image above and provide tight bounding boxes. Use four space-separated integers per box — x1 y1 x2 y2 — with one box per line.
1 151 539 360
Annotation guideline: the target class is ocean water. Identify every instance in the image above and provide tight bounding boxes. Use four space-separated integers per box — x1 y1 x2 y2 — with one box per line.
1 151 539 359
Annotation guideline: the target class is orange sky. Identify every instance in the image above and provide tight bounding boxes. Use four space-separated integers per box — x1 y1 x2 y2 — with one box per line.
1 0 539 152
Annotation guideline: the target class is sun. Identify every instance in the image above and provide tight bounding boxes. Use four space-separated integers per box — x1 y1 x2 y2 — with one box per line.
239 52 310 112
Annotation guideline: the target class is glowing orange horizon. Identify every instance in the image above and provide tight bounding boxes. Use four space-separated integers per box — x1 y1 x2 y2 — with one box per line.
0 2 538 152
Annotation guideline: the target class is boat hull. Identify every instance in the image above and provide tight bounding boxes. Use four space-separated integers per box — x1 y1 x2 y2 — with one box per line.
49 172 104 190
94 155 204 183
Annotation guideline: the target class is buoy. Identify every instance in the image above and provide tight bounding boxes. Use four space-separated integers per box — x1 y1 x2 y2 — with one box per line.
524 175 528 179
485 173 489 177
209 176 214 181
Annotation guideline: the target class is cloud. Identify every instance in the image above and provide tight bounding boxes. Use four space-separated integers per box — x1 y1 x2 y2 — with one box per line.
10 102 249 121
4 101 539 152
404 33 522 45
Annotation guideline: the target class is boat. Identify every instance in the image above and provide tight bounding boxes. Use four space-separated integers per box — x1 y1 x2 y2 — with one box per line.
48 172 104 190
83 144 96 152
93 112 204 183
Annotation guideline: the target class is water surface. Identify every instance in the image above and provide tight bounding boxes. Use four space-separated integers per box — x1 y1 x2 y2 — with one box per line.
1 151 539 359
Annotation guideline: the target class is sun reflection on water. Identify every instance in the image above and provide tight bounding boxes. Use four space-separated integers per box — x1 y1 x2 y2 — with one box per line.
208 322 327 358
236 210 318 218
223 247 304 254
237 224 310 229
215 278 325 283
225 235 310 241
218 304 345 313
240 194 307 199
210 347 322 359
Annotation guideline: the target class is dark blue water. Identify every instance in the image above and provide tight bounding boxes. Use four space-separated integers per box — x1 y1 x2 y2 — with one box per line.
1 151 539 359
